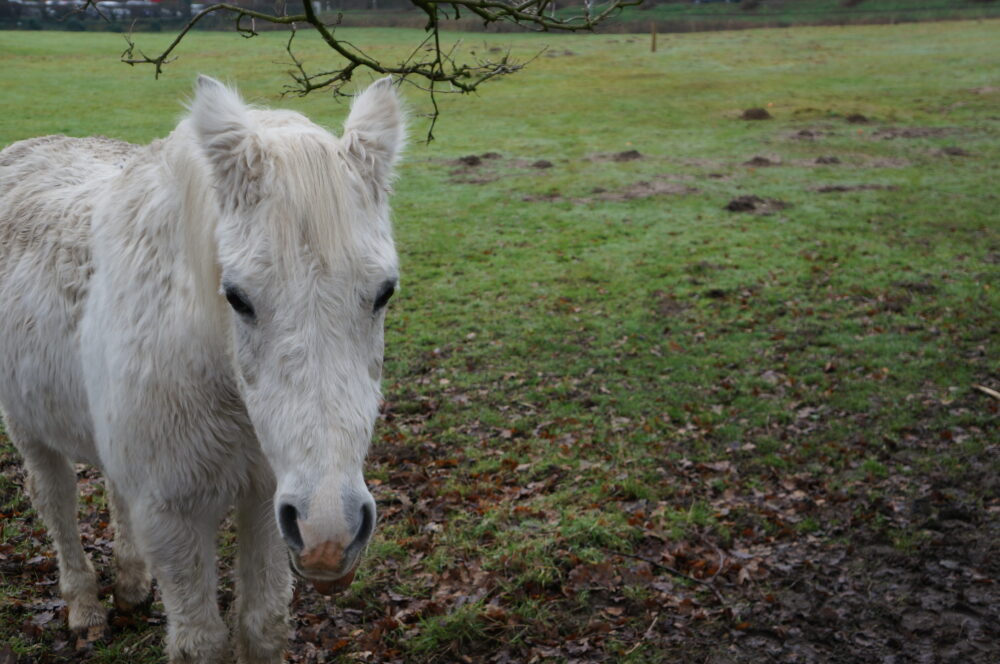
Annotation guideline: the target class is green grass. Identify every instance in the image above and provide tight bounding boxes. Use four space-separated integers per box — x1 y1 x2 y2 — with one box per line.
606 0 1000 28
1 19 999 663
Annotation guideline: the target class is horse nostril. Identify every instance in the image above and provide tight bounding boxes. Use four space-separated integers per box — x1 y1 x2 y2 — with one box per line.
350 501 375 552
278 503 304 552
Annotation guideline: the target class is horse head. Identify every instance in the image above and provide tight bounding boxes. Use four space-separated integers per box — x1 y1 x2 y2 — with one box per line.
189 75 404 593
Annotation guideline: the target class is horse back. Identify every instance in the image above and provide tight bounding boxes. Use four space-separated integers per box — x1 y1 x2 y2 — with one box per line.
0 135 137 463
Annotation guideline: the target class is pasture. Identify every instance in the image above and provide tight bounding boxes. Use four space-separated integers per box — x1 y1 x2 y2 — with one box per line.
1 19 999 663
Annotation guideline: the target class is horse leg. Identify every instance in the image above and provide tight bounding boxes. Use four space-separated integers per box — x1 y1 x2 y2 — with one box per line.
131 500 228 664
106 481 151 613
16 437 106 633
232 481 293 664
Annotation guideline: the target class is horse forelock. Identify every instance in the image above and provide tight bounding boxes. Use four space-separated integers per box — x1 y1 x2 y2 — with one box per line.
237 118 395 279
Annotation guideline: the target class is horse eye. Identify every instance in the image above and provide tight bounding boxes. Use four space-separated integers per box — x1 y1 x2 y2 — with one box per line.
373 281 395 312
224 285 255 319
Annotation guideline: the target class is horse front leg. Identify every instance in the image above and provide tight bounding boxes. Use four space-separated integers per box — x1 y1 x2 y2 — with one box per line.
106 481 152 613
131 498 229 664
232 480 293 664
16 438 106 634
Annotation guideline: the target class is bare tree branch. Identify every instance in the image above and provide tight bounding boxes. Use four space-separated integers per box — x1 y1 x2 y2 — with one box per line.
118 0 640 139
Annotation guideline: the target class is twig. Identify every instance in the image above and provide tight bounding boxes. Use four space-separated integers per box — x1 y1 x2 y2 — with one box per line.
607 548 729 607
972 384 1000 401
624 612 659 655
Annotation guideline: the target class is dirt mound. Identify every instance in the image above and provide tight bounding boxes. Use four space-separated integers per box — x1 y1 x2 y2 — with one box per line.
789 128 828 140
613 149 643 162
589 150 644 162
744 156 779 167
940 146 971 157
741 108 772 120
815 156 841 164
726 195 790 215
447 153 550 184
813 183 898 193
845 113 870 124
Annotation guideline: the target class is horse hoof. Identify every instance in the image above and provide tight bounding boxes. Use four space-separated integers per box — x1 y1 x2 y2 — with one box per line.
73 623 108 652
114 586 153 614
67 601 107 633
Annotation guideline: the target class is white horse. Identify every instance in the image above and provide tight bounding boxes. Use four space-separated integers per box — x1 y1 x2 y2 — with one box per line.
0 75 404 663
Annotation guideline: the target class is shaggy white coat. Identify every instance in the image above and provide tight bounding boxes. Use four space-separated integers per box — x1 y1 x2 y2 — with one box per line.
0 76 404 663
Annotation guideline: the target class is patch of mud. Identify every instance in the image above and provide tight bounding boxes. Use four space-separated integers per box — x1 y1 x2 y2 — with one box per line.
741 108 772 120
523 176 698 204
969 86 1000 95
653 290 689 317
812 154 910 169
788 128 830 140
447 152 548 184
725 195 790 215
940 146 971 157
545 49 577 58
743 155 781 167
715 527 1000 662
872 126 953 140
845 113 870 124
589 150 644 162
812 183 898 193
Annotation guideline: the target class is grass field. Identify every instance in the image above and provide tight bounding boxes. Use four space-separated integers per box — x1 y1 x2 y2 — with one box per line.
608 0 1000 30
1 19 999 663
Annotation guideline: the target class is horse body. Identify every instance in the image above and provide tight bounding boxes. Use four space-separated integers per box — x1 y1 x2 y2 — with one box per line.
0 77 404 663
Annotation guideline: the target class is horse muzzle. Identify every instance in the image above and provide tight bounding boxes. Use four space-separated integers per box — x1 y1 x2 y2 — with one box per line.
277 490 376 594
288 544 360 595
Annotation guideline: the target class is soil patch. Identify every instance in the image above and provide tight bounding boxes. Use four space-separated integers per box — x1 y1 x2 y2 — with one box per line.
447 152 552 184
726 195 790 215
741 108 772 120
788 128 830 140
812 183 898 193
940 146 971 157
815 155 841 164
743 155 780 167
589 150 644 162
845 113 870 124
522 176 698 204
872 126 953 140
654 290 689 317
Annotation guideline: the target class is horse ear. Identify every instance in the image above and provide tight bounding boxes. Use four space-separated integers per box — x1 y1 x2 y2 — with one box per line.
189 75 263 208
342 77 405 196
